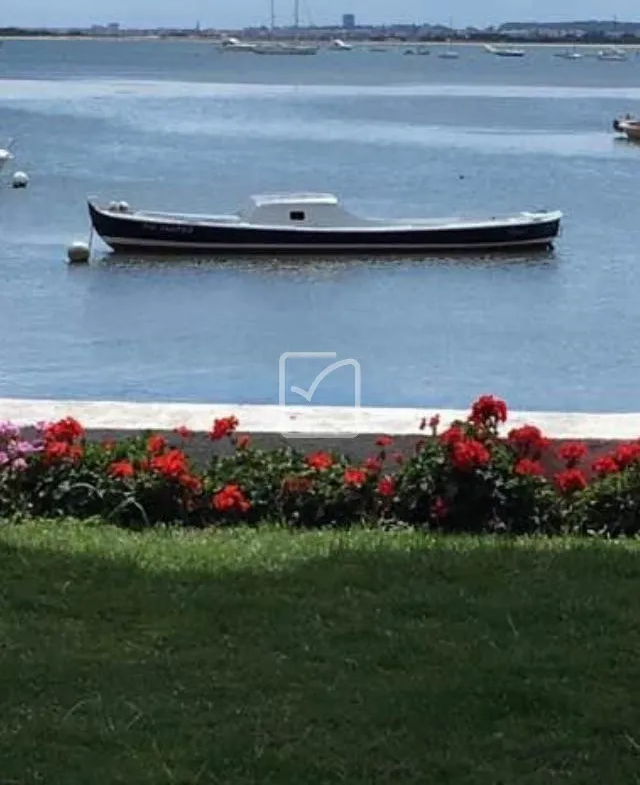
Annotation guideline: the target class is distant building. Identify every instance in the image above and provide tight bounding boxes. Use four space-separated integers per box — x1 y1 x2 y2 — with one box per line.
342 14 355 30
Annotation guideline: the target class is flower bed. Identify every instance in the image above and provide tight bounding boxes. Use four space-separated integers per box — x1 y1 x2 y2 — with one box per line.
1 396 640 536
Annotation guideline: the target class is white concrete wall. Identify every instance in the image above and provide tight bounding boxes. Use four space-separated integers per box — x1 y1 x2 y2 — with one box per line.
1 397 639 440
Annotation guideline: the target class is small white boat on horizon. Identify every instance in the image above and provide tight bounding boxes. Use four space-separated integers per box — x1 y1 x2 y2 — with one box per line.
554 48 582 60
404 45 430 56
438 49 460 59
484 43 526 58
253 41 318 55
598 47 627 61
328 38 352 51
218 36 257 52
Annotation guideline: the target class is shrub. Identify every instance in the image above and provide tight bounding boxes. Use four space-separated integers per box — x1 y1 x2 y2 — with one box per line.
0 398 639 537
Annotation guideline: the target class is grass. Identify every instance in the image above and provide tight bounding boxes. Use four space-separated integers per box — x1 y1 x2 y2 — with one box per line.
1 521 640 784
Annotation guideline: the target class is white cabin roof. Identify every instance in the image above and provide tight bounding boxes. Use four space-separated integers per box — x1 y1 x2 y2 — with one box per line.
248 192 340 208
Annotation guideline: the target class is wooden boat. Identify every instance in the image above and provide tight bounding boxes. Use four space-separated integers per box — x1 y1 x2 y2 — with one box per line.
87 193 562 255
613 116 640 141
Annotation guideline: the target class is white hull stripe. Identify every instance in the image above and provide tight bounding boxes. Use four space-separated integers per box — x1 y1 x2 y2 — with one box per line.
102 236 557 251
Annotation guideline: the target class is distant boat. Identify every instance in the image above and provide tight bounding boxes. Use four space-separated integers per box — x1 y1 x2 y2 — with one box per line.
218 36 256 52
254 42 318 55
438 38 459 59
404 45 430 56
328 38 352 51
438 49 460 59
484 43 526 58
554 48 582 60
598 47 627 61
253 0 318 55
613 114 640 140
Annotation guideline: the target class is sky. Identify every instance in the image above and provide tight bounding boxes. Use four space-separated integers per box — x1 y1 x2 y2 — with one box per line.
2 1 640 30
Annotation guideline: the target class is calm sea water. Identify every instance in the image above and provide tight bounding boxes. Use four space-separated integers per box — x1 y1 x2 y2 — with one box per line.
1 40 640 412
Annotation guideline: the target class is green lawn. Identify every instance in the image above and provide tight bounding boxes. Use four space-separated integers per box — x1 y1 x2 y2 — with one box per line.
1 521 640 784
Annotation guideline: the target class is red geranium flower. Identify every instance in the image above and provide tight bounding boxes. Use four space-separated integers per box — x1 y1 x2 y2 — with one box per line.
44 417 85 443
451 439 491 472
150 449 189 479
363 456 383 474
376 435 394 448
614 442 640 470
306 451 334 471
430 496 449 521
212 484 251 513
440 426 465 447
377 476 396 498
43 440 83 464
393 452 405 465
173 426 194 439
507 425 550 458
147 435 168 455
344 468 367 488
209 416 239 441
555 468 588 495
469 395 508 428
557 441 588 468
514 458 544 477
235 434 252 450
43 440 71 462
592 455 619 477
109 460 135 479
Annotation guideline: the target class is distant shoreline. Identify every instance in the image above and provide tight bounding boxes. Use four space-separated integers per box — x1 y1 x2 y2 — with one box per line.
1 36 639 49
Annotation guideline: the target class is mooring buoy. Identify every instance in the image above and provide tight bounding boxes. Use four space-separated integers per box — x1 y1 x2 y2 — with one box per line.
67 241 90 264
12 171 29 189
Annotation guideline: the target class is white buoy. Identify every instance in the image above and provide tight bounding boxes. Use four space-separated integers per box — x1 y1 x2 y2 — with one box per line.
12 171 29 189
67 241 90 264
